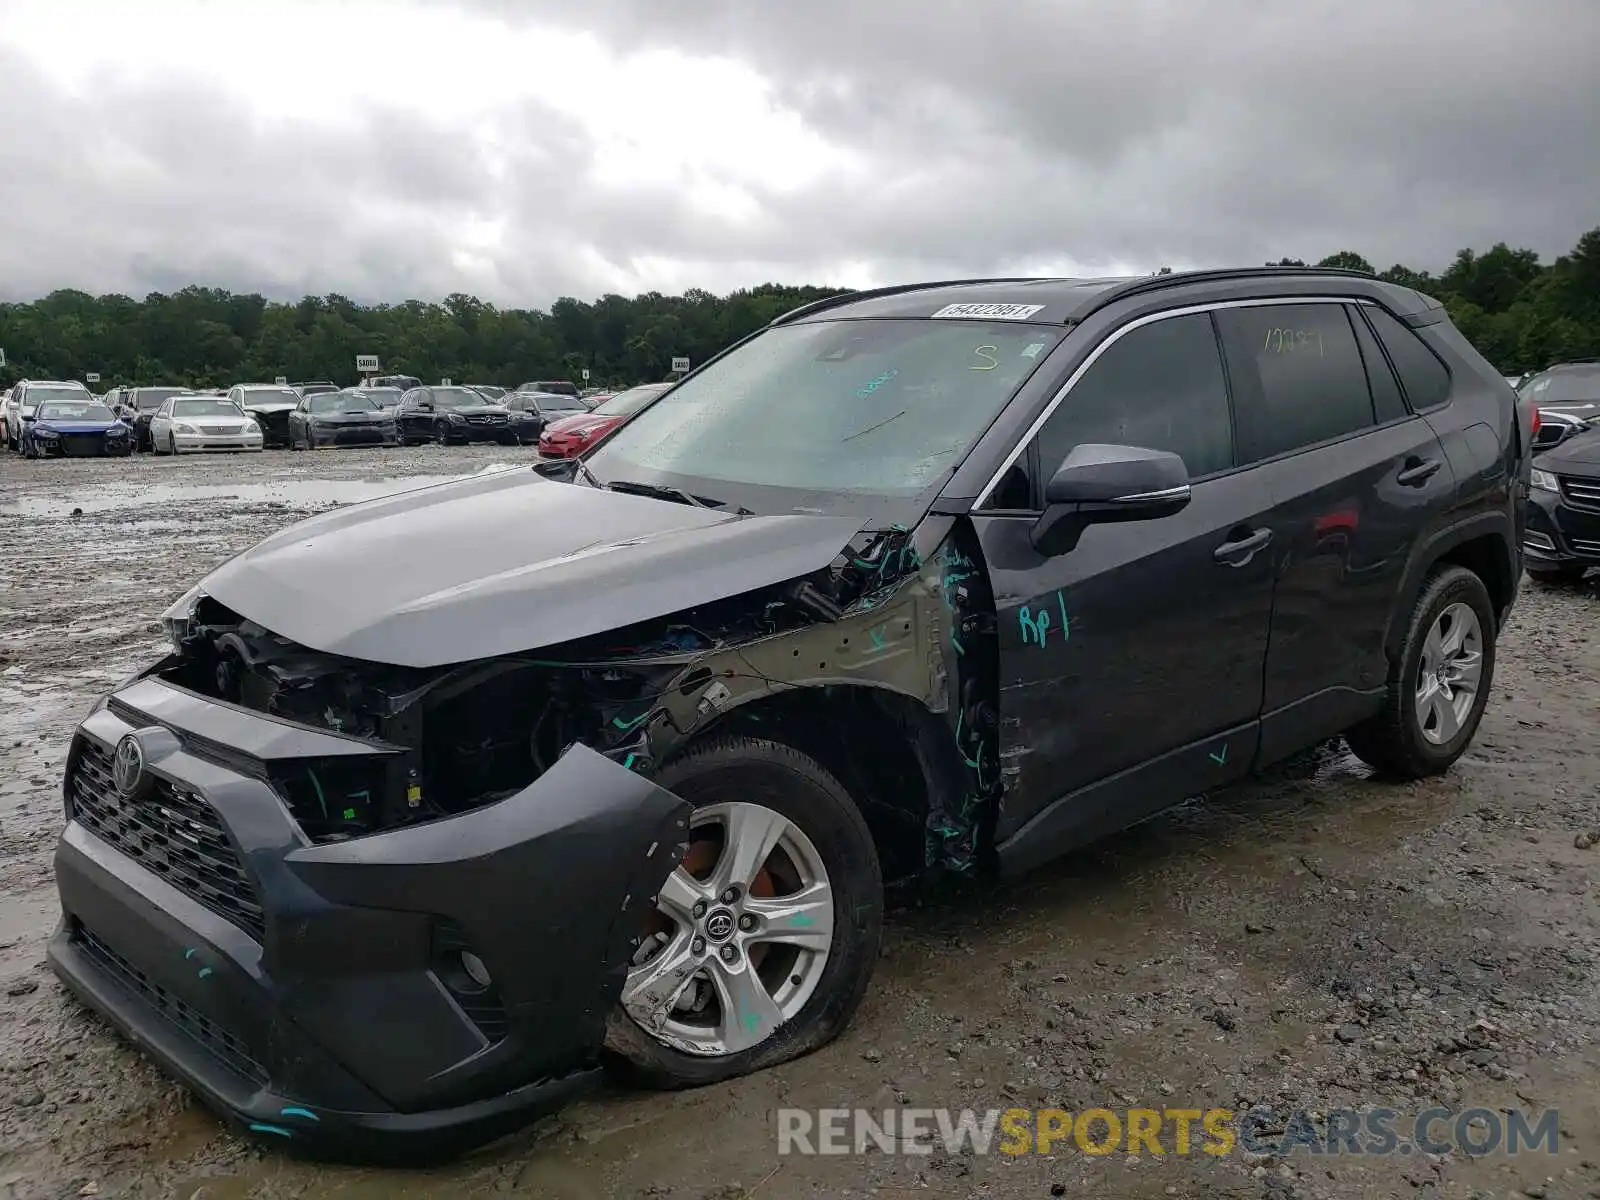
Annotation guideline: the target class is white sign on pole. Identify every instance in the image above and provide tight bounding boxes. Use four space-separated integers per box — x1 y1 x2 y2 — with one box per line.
0 348 6 367
581 368 591 381
670 356 691 373
85 372 101 384
274 376 288 385
355 354 380 372
441 378 453 386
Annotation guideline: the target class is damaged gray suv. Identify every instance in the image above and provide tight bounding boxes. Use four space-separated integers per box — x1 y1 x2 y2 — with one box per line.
49 269 1529 1160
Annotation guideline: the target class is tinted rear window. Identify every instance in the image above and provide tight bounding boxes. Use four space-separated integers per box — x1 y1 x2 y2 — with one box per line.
1365 307 1451 410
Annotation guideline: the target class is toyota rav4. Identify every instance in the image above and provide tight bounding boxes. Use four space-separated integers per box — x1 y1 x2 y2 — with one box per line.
49 268 1529 1161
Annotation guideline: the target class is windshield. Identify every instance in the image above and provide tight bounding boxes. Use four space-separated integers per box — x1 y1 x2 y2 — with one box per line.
1522 366 1600 405
594 384 670 417
172 398 246 418
239 387 299 405
135 387 186 411
358 388 401 406
432 387 491 409
310 393 379 413
588 319 1063 499
469 385 506 399
24 386 91 410
536 394 587 412
37 400 115 422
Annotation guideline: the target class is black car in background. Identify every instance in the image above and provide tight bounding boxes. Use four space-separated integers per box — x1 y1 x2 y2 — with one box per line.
1526 429 1600 583
466 383 507 401
293 381 339 397
227 384 302 448
288 390 398 449
121 386 190 450
371 374 422 393
396 385 516 444
503 390 589 444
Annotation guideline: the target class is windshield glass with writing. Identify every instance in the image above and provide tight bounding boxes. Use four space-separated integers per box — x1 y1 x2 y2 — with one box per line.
432 387 491 409
310 393 379 413
1523 366 1600 404
587 319 1062 500
135 388 186 411
37 400 115 422
172 398 245 419
595 385 669 416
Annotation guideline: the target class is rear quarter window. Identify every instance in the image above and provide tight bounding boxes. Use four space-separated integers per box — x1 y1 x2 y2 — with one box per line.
1364 306 1451 411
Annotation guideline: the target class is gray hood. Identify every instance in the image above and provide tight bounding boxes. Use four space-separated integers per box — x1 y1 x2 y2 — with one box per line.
191 468 862 668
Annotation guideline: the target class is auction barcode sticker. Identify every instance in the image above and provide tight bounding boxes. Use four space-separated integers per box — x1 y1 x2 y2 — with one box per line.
929 302 1046 320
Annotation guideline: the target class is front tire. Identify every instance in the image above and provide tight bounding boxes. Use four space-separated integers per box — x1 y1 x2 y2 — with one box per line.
604 736 882 1089
1345 564 1496 778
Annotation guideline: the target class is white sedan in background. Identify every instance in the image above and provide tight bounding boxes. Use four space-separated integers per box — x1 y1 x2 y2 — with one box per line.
148 394 264 454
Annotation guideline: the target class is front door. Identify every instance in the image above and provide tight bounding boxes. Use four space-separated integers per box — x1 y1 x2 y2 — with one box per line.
969 310 1276 867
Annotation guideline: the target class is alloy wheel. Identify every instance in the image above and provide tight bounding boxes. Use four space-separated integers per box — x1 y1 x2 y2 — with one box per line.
1414 600 1484 745
621 802 834 1057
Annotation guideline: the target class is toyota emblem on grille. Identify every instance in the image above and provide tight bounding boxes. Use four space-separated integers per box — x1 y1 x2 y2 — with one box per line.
112 733 147 798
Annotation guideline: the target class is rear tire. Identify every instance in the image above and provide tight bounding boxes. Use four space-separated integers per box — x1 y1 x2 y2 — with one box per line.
1345 565 1496 778
603 736 882 1089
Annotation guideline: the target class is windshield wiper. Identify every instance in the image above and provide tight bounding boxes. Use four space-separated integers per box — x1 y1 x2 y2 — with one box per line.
571 457 604 489
607 479 718 509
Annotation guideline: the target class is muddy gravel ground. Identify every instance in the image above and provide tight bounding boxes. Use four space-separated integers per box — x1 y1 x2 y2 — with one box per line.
2 448 1598 1200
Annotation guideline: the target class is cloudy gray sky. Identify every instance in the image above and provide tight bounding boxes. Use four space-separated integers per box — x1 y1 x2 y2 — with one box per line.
1 0 1595 307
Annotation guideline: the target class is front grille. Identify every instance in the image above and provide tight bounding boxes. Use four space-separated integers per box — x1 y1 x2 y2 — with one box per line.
74 923 268 1086
1559 477 1600 512
1570 537 1600 556
197 424 248 435
69 739 266 942
465 414 508 425
59 433 108 456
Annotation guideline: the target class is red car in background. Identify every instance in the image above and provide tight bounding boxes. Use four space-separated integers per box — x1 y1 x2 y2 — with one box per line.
537 382 672 457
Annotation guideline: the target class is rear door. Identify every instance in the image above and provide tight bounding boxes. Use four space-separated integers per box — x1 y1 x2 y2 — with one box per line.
1212 301 1456 762
971 310 1277 855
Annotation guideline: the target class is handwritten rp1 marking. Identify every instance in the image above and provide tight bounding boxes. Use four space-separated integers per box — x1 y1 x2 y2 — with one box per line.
1018 591 1070 648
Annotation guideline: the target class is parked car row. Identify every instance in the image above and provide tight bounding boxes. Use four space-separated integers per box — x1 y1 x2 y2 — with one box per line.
1 377 676 460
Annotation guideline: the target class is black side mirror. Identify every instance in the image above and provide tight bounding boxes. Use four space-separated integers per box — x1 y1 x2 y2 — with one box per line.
1031 443 1191 557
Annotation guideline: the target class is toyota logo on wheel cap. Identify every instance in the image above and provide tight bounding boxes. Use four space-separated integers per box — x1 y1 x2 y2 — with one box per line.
704 909 736 942
112 733 147 798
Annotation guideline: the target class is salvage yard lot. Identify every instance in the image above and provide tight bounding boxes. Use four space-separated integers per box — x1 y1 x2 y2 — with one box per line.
2 450 1599 1200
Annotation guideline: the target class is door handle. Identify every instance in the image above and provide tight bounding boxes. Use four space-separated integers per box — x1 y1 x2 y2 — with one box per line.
1397 456 1442 486
1213 527 1272 565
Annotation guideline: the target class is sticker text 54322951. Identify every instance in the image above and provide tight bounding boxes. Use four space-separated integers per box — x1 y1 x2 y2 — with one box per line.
930 303 1047 321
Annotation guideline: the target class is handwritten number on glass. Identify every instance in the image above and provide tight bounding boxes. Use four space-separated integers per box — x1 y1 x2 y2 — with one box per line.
1262 328 1325 357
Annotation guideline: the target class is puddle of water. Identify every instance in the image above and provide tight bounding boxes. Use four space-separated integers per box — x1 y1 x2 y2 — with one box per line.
0 462 526 518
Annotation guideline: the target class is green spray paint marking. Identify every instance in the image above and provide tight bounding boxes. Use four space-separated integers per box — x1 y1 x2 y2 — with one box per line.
622 753 638 770
197 966 213 979
743 1012 761 1034
342 807 357 820
1208 744 1229 765
612 711 649 732
789 912 817 927
869 626 886 650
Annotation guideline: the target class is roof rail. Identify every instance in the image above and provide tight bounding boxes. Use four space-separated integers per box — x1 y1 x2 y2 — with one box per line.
1065 265 1399 323
769 277 1054 326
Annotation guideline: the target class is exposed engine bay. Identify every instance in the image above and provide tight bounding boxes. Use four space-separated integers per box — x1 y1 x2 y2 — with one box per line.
156 519 1002 875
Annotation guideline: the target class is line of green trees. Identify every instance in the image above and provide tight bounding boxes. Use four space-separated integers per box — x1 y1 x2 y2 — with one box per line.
1 226 1596 391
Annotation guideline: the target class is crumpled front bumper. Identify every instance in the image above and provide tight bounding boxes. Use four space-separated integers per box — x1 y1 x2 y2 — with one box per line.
49 676 690 1163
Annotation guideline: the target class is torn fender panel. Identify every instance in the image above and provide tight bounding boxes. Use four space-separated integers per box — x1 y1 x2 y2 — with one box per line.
191 467 863 668
281 744 691 1109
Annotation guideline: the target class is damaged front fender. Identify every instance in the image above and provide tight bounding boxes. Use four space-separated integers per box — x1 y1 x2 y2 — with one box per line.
278 744 691 1111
